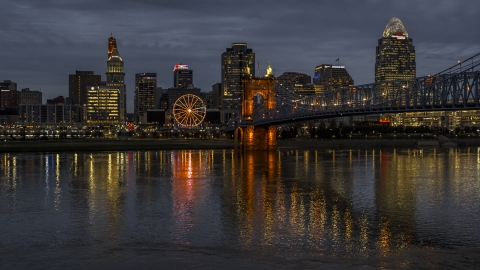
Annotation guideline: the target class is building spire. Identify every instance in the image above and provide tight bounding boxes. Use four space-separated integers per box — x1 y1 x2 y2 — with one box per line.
108 34 117 57
265 62 273 77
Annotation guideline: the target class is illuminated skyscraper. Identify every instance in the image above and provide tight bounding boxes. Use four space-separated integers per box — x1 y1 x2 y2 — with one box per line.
313 64 354 94
86 86 120 124
375 17 416 83
173 64 193 88
106 34 126 121
134 73 157 123
221 43 255 122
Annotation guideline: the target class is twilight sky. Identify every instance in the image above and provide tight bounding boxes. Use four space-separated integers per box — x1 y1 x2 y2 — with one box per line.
1 0 480 112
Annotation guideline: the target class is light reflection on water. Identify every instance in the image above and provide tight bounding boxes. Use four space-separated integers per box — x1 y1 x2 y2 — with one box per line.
1 148 480 268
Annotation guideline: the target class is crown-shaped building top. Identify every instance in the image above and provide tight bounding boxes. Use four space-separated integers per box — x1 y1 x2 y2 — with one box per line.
382 17 408 38
107 34 124 72
108 33 117 58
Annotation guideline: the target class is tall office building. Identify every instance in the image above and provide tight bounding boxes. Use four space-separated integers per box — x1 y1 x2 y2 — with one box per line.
313 64 354 94
86 86 120 124
173 64 193 88
134 73 157 123
68 71 101 106
375 17 416 83
221 43 255 122
374 17 416 126
106 34 126 121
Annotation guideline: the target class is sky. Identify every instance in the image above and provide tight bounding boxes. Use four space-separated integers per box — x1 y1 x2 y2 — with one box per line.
1 0 480 113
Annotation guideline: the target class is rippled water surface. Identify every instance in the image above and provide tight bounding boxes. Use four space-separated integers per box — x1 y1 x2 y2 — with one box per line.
1 148 480 269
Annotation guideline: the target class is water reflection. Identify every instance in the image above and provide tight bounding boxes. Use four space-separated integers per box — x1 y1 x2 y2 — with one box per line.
1 148 480 267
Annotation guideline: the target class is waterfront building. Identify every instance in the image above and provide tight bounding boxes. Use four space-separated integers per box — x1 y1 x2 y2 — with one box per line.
313 64 354 94
19 104 81 124
375 17 416 83
68 71 101 106
86 86 120 124
19 88 42 105
173 64 193 88
106 34 126 121
134 73 157 123
374 17 418 126
221 43 255 122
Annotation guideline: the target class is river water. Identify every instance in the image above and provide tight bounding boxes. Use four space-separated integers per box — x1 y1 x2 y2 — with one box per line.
1 148 480 269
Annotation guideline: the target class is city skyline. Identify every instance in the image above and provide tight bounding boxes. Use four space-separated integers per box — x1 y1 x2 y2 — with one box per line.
1 1 480 113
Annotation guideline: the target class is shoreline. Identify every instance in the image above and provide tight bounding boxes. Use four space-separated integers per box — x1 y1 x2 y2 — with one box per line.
0 139 235 153
1 138 480 153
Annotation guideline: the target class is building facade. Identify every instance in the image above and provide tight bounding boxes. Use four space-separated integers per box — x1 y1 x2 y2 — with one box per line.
134 73 157 123
0 80 19 111
19 104 81 124
277 72 312 91
221 43 255 122
173 64 193 88
313 65 354 94
19 88 42 105
86 86 120 124
68 71 101 106
106 35 126 121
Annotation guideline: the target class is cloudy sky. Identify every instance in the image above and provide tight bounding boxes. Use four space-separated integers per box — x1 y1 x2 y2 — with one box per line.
1 0 479 112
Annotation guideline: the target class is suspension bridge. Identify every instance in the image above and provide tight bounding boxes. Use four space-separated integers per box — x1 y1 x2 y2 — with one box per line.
228 53 480 150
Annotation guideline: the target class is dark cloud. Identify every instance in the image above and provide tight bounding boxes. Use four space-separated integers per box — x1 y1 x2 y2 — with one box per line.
1 0 480 112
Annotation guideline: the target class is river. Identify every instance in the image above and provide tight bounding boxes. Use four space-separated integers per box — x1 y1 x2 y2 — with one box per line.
1 148 480 269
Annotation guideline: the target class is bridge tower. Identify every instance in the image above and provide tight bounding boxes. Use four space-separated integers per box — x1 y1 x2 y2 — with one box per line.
234 64 277 151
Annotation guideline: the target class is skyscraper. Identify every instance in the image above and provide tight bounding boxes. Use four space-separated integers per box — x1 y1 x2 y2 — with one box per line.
313 64 354 94
221 43 255 122
375 17 416 83
68 71 101 106
173 64 193 88
106 34 126 121
134 73 157 123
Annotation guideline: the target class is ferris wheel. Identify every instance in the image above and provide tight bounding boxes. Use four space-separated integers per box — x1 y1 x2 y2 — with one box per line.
173 94 206 127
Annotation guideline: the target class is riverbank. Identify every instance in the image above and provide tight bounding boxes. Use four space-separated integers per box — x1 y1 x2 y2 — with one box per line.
277 137 480 149
2 138 480 153
0 139 234 153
